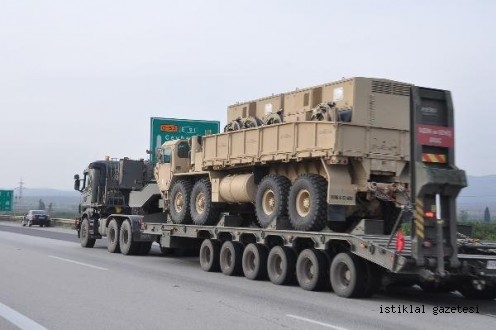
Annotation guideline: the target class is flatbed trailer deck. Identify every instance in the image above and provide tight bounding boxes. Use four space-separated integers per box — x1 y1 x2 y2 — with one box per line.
141 218 496 298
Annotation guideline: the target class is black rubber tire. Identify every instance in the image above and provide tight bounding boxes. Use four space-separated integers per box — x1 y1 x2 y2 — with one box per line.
46 222 51 227
243 116 263 128
296 249 329 291
458 281 496 300
22 222 26 227
255 175 290 228
80 218 96 248
267 246 297 285
264 113 283 125
219 241 244 276
288 174 327 231
40 224 44 227
137 242 153 255
199 239 221 272
119 220 138 255
190 179 219 226
362 261 382 297
169 180 193 224
242 243 268 280
330 252 367 298
107 219 121 253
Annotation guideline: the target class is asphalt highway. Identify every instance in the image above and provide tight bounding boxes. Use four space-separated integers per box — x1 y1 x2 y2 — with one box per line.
0 221 494 330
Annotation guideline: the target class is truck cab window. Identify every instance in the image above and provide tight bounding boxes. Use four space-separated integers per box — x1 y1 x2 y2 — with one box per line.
163 148 172 163
177 141 190 159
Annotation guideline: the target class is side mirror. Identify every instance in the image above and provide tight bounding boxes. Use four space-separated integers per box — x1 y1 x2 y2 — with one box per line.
74 174 81 191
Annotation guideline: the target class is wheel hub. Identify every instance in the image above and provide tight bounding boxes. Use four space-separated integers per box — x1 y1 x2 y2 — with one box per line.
262 189 276 215
196 192 206 214
303 259 315 280
175 192 184 212
295 189 311 217
274 255 283 275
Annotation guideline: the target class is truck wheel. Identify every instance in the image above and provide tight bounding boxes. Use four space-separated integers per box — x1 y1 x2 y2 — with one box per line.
80 218 96 248
458 280 496 299
199 239 221 272
243 116 263 128
219 241 244 276
170 180 193 224
119 220 137 255
296 249 329 291
264 113 283 125
242 243 268 280
288 174 327 231
107 219 121 253
190 179 219 225
362 261 382 297
330 252 367 298
267 246 296 285
255 175 290 228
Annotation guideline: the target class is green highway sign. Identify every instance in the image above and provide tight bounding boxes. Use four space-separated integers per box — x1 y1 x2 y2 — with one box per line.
0 190 14 211
150 117 220 163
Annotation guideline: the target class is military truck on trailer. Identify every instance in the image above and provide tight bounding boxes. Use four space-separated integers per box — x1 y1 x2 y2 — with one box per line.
75 77 496 299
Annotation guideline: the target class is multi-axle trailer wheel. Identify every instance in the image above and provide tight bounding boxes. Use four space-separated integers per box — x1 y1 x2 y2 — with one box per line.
197 238 382 298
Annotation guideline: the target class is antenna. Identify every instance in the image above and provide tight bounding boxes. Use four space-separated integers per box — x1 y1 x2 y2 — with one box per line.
16 177 24 212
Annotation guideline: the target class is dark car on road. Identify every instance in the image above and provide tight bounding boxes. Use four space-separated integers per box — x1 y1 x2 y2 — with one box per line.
22 210 51 227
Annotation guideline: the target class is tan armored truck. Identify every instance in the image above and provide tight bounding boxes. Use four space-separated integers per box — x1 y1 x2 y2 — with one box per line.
155 77 411 233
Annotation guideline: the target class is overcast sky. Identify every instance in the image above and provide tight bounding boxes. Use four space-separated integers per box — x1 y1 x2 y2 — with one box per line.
0 0 495 190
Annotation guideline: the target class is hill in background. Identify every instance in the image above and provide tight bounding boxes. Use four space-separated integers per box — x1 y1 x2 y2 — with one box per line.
2 175 496 221
1 188 80 217
458 175 496 221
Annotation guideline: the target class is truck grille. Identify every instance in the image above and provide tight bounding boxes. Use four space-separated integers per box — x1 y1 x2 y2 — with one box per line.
372 80 411 96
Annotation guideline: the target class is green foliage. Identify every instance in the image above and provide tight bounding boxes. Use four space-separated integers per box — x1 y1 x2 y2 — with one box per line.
50 211 79 219
401 222 411 236
469 222 496 241
402 221 496 242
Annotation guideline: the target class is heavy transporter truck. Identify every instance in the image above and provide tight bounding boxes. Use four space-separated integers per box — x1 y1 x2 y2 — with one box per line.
74 77 496 299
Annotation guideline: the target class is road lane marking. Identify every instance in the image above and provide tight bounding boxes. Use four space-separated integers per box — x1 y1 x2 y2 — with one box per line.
486 314 496 318
0 302 47 330
48 255 108 271
286 314 349 330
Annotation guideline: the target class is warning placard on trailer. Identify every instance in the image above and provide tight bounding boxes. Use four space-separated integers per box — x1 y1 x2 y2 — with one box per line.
416 124 454 148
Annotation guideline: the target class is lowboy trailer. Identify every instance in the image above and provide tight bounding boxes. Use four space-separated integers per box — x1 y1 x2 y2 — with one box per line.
75 77 496 298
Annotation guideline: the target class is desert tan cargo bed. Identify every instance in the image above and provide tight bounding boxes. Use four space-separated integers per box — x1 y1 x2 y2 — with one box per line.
202 121 409 168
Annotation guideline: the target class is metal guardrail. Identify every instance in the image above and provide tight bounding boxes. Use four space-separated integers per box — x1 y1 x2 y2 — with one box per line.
0 214 74 228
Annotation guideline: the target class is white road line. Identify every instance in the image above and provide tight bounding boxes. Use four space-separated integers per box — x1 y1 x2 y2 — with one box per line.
286 314 349 330
48 255 108 271
0 302 47 330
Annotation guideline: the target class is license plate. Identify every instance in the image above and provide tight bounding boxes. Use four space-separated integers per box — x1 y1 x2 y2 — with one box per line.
487 260 496 270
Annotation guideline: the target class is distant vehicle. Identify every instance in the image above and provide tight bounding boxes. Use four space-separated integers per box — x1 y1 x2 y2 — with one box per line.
23 210 50 227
